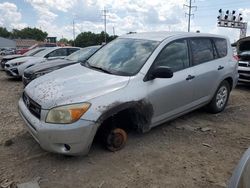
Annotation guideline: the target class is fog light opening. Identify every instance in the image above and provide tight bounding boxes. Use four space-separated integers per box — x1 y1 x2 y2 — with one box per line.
64 144 71 151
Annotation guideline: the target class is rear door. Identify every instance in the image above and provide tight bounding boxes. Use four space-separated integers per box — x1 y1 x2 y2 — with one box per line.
189 37 227 104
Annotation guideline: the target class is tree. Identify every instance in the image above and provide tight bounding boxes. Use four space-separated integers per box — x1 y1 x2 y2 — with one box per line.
8 27 48 41
75 31 118 47
0 27 11 38
58 38 69 44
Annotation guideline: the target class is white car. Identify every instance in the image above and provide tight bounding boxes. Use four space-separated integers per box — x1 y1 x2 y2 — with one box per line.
5 47 80 78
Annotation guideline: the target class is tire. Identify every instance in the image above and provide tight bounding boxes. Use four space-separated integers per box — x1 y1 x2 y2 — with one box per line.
104 128 127 152
207 80 230 114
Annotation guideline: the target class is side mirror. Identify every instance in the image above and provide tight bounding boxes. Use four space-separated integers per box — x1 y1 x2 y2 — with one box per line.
146 66 173 81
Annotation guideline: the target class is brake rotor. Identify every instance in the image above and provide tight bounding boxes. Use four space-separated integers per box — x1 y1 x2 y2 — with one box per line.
106 128 127 152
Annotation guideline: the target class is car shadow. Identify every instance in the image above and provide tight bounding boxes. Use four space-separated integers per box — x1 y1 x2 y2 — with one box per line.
236 83 250 91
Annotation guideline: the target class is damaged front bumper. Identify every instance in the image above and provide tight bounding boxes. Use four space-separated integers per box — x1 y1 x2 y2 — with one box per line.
18 98 99 156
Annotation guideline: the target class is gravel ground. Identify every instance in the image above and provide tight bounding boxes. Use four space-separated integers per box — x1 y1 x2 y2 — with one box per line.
0 70 250 188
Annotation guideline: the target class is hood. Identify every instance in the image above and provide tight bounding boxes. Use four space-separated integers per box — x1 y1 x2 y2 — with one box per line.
3 54 24 60
6 56 38 65
25 64 130 109
25 59 75 74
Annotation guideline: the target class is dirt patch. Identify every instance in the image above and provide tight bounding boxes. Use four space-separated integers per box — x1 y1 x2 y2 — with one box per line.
0 71 250 188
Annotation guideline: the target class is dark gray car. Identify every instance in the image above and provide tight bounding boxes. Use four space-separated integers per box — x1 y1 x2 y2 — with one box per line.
22 45 101 86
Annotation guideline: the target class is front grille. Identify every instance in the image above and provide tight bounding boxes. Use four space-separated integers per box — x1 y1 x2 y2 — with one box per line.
238 63 249 67
23 92 41 119
239 70 250 74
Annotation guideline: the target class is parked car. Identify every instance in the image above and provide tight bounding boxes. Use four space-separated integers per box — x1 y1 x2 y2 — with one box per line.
228 148 250 188
1 47 46 70
16 43 57 55
23 45 101 86
0 48 15 56
19 32 238 156
5 47 80 78
238 51 250 83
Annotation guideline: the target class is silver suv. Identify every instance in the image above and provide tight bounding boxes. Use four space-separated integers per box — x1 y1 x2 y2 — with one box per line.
18 32 238 156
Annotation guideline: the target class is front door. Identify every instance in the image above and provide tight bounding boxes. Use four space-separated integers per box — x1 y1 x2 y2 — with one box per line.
146 39 195 126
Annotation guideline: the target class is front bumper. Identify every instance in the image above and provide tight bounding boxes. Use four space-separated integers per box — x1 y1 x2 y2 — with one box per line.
5 67 21 78
238 66 250 83
22 75 32 86
18 98 99 156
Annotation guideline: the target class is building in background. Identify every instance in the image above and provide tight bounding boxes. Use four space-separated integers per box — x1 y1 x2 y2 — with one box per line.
0 37 16 48
15 39 38 49
46 37 57 43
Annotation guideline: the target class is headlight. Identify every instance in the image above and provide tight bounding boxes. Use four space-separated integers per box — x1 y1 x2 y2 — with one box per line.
46 103 91 124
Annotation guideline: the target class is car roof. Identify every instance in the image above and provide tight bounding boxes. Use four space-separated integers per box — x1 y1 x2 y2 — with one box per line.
120 31 228 42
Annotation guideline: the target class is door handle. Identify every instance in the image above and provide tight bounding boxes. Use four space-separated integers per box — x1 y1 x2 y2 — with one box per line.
218 65 224 70
186 75 195 81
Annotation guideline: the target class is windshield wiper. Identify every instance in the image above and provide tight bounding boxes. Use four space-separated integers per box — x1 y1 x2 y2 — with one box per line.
89 65 113 74
81 60 112 74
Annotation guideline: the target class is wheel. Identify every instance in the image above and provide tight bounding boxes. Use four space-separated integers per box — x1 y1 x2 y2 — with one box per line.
207 80 230 114
105 128 127 152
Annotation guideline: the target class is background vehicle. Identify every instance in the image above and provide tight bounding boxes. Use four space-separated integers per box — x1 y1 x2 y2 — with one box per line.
5 47 80 78
228 148 250 188
1 47 46 70
16 43 57 55
0 48 15 56
236 37 250 83
19 32 238 156
238 51 250 83
23 45 101 86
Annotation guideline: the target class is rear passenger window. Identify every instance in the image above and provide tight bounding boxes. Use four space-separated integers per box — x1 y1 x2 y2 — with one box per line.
154 39 189 72
190 38 214 65
214 38 227 58
47 48 68 57
68 48 79 55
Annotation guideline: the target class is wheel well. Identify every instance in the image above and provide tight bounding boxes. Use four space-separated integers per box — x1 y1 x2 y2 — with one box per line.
98 108 138 133
97 101 154 134
224 77 233 91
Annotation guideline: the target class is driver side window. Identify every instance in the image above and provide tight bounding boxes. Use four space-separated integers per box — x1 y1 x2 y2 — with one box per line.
154 39 190 72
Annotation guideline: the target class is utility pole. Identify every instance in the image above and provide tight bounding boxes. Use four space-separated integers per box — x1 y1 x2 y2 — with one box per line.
184 0 197 32
102 8 108 43
73 19 76 46
113 26 115 36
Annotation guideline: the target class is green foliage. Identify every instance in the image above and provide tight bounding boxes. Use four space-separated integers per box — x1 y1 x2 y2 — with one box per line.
0 27 11 38
0 27 48 41
75 31 118 47
58 38 69 44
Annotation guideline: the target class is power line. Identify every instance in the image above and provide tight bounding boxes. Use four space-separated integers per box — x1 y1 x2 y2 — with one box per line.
184 0 197 32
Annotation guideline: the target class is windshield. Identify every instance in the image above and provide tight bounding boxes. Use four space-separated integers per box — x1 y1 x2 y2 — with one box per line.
86 38 159 76
33 48 56 57
66 46 99 62
24 48 45 56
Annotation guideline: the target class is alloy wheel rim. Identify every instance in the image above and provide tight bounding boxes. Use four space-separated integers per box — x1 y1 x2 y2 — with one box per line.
216 86 228 109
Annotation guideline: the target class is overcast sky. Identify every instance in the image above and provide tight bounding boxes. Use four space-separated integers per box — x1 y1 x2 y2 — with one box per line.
0 0 250 42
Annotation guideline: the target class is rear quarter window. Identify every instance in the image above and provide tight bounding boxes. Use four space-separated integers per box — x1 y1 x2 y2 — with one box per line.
213 38 227 58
